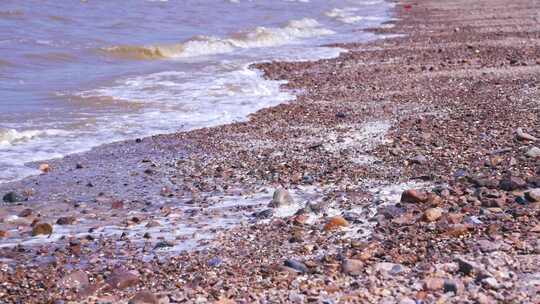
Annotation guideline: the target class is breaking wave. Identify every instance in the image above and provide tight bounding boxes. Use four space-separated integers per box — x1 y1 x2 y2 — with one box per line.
0 128 68 146
326 7 384 24
102 18 334 60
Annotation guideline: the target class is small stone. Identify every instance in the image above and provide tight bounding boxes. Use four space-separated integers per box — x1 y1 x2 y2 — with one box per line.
525 147 540 158
455 257 478 275
154 241 174 249
208 257 222 267
482 277 500 290
106 268 140 289
424 207 443 222
18 208 33 217
76 163 84 169
56 216 76 225
400 189 428 204
410 154 427 164
59 270 89 291
499 176 527 191
477 240 500 252
445 224 468 237
443 279 462 294
284 259 308 273
32 223 53 236
525 189 540 202
323 216 349 231
341 259 364 276
398 298 415 304
145 220 161 228
375 262 405 275
2 191 24 203
424 277 444 291
129 291 159 304
516 128 538 141
446 212 463 224
111 200 124 209
39 163 50 172
0 230 8 238
253 209 273 219
268 188 294 208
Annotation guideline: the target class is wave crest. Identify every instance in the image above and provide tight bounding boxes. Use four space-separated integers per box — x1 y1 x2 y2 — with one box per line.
0 128 67 146
101 18 334 60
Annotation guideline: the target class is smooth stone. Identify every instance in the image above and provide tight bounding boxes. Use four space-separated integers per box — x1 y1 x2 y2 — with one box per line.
106 268 140 289
341 258 364 276
32 223 53 236
284 259 308 273
499 176 527 191
400 189 428 203
525 189 540 202
2 191 24 203
323 216 349 231
59 270 89 291
516 128 538 141
208 257 222 267
268 188 294 208
128 291 159 304
525 147 540 158
424 207 443 222
424 277 444 291
56 216 76 225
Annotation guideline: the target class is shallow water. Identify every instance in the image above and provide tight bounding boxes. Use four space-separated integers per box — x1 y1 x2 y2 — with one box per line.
0 0 393 183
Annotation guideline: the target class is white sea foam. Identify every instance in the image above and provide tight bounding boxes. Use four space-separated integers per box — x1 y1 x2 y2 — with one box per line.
326 7 384 24
0 128 68 146
103 18 334 60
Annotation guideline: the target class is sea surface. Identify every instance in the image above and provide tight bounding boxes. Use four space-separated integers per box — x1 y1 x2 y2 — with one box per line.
0 0 393 183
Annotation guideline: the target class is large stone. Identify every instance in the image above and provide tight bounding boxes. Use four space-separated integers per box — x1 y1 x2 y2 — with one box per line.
341 258 364 276
525 147 540 158
57 216 76 225
284 259 308 274
59 270 89 291
424 208 443 222
106 268 140 289
268 188 294 208
424 277 444 291
400 189 428 204
128 291 160 304
525 189 540 202
2 191 24 203
323 216 349 231
516 128 538 141
32 223 53 236
499 176 527 191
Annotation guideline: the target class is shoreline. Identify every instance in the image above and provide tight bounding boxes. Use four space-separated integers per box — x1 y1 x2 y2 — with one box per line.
1 0 539 303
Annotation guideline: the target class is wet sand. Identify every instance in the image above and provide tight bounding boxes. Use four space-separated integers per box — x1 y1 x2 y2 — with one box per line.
1 0 539 303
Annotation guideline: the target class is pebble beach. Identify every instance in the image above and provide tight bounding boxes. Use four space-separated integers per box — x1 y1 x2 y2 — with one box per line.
0 0 539 303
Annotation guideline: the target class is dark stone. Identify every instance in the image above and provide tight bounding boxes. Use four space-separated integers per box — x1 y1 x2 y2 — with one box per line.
499 176 527 191
336 112 346 118
253 209 273 219
154 241 173 249
56 217 76 225
135 138 142 143
208 257 222 267
18 208 33 217
456 257 476 275
3 191 24 203
443 280 458 294
284 259 308 273
515 196 528 205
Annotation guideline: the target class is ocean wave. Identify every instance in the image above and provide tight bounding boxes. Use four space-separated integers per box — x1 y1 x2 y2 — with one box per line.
0 128 68 146
101 18 334 60
326 7 384 24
